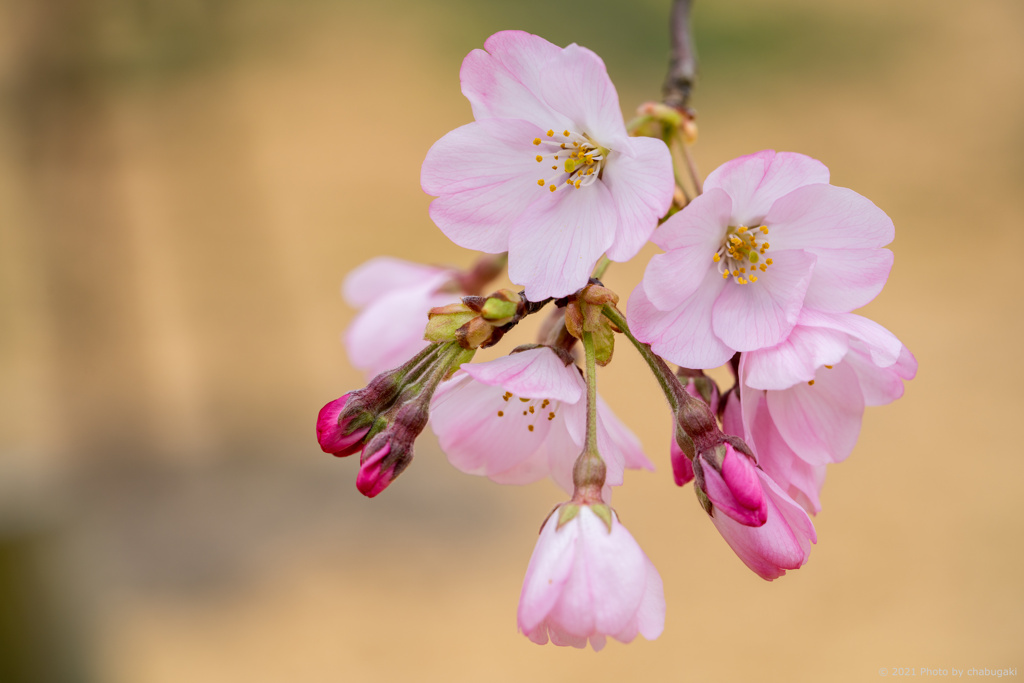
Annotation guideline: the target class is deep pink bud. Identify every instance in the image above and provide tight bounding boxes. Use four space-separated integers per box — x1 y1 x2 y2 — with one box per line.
317 394 370 457
670 432 695 486
696 444 768 527
356 441 394 498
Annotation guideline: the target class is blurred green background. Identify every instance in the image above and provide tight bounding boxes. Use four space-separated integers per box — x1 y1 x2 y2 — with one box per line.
0 0 1021 680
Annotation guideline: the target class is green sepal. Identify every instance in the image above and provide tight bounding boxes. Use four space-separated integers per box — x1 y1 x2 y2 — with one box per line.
425 304 477 343
592 321 615 367
588 503 614 533
694 485 714 517
443 347 476 379
556 504 581 530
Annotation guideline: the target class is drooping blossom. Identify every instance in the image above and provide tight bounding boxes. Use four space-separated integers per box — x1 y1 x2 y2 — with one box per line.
429 346 652 493
730 310 917 514
628 150 896 369
710 468 817 581
343 256 460 378
421 30 674 300
518 503 665 650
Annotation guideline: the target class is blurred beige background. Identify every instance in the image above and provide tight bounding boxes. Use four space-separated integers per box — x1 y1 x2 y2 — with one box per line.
0 0 1021 681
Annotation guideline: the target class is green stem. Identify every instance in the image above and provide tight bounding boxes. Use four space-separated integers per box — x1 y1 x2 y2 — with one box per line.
591 256 612 280
601 304 683 413
582 329 599 454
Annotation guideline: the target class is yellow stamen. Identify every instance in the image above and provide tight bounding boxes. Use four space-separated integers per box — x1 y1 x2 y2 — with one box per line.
549 185 556 192
712 253 721 262
536 155 543 162
497 411 504 417
808 380 815 386
760 226 769 234
546 130 554 137
528 425 534 432
825 365 833 369
765 258 773 265
563 130 570 137
537 179 545 186
533 138 541 146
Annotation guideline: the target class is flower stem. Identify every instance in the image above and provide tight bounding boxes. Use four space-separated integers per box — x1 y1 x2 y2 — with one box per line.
582 329 599 454
591 256 612 280
571 329 607 501
601 304 684 413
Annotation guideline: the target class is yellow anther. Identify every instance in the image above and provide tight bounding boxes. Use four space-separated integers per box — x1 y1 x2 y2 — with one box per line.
712 253 721 263
722 272 729 279
760 226 769 234
549 185 556 192
763 242 770 249
519 397 530 402
533 138 541 145
765 258 773 265
738 226 748 233
738 277 748 285
536 155 543 162
560 143 567 149
825 365 833 369
574 179 582 189
739 267 746 273
749 275 758 282
541 400 549 408
759 264 767 271
808 380 815 386
554 155 559 160
537 179 545 186
522 410 528 415
563 130 570 137
497 410 503 417
546 130 554 137
548 412 555 420
528 425 534 432
529 406 535 414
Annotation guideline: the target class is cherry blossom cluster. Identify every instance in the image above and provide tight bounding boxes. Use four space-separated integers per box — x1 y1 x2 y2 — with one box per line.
317 30 915 650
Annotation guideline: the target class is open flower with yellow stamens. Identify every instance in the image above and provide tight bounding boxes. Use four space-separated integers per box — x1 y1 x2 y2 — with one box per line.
628 150 897 369
421 31 674 300
428 346 652 493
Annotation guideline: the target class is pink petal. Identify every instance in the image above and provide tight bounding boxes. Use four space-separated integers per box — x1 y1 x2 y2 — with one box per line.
518 511 580 633
641 188 730 311
526 408 583 493
800 247 894 312
703 150 830 226
632 559 666 641
460 31 568 126
421 119 547 253
342 257 450 308
743 324 850 391
650 187 732 252
430 373 554 479
627 274 733 370
711 249 817 352
712 470 816 580
797 310 903 368
766 362 865 465
462 347 584 403
601 136 675 261
548 509 646 638
536 44 630 151
345 289 458 377
763 184 894 252
507 178 618 300
844 342 917 406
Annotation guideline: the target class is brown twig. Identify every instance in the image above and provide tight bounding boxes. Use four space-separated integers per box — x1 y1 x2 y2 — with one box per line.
662 0 698 112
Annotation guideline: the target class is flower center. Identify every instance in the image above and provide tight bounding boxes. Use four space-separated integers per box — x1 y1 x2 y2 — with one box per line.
532 129 608 193
713 225 773 285
497 392 559 433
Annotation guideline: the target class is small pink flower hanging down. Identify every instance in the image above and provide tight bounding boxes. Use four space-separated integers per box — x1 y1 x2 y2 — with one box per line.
429 346 652 494
628 150 897 369
421 31 674 300
343 257 461 378
518 503 665 650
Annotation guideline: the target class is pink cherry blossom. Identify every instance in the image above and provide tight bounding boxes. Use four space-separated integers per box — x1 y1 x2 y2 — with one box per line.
628 150 896 369
732 310 917 513
343 256 460 378
429 346 652 493
421 31 674 300
517 504 665 650
711 469 817 581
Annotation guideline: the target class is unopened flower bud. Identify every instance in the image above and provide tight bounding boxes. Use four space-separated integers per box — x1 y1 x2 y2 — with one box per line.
355 398 430 497
316 393 372 457
675 395 718 447
693 443 767 527
679 370 720 415
479 289 521 325
425 302 478 343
